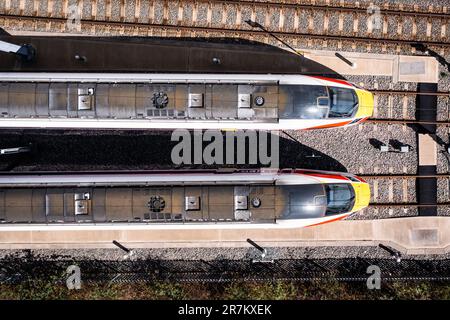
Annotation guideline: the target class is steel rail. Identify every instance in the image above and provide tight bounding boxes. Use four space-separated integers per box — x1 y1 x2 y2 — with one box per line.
1 14 450 48
371 90 450 96
366 119 450 125
359 174 450 179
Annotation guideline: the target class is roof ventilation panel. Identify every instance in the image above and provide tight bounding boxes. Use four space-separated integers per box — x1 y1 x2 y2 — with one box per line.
148 195 166 212
152 92 169 109
188 93 204 108
185 196 201 211
77 87 95 110
238 94 251 108
74 192 91 215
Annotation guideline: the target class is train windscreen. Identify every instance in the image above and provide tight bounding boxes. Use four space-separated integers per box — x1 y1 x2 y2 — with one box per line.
279 85 359 119
327 87 359 118
325 183 356 215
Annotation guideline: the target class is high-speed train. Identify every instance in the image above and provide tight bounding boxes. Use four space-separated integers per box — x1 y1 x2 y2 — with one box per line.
0 34 374 131
0 169 370 228
0 72 373 130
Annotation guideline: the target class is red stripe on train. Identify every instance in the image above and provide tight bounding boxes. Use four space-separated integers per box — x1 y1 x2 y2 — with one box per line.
310 76 353 87
307 214 351 227
305 120 352 130
294 170 350 181
307 173 349 181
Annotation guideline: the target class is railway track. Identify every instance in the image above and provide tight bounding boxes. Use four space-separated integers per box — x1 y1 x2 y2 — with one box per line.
0 169 445 220
362 175 416 206
0 169 444 207
369 90 450 121
1 0 449 54
348 174 450 220
366 119 449 125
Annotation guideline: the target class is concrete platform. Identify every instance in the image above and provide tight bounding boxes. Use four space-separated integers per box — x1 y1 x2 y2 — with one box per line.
302 50 439 83
419 134 437 166
0 217 450 255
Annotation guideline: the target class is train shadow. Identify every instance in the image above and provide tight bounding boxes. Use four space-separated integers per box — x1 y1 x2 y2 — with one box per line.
409 81 446 148
278 134 347 172
0 35 345 79
0 130 347 173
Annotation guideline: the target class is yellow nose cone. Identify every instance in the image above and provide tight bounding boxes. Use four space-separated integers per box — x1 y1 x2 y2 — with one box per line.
351 182 371 212
354 89 374 118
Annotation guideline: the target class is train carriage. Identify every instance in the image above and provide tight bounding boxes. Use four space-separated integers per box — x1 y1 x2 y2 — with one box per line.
0 169 370 228
0 72 374 130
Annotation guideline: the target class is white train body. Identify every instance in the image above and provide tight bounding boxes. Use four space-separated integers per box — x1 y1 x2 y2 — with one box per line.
0 73 374 130
0 169 370 229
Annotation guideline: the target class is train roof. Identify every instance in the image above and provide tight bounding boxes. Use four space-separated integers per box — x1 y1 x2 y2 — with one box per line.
0 74 361 129
0 33 341 76
0 184 342 225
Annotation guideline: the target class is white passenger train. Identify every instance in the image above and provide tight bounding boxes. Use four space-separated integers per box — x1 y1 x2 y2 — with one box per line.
0 72 374 131
0 169 370 228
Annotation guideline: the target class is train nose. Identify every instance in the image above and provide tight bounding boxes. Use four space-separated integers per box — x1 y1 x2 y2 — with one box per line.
350 182 371 212
354 89 374 118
